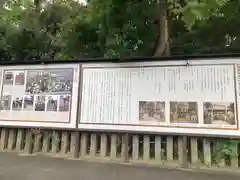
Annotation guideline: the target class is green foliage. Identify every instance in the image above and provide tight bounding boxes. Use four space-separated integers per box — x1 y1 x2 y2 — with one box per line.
170 0 230 29
0 0 239 60
210 138 240 166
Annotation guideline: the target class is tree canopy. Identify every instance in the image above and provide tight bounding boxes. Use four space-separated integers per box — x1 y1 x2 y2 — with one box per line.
0 0 239 61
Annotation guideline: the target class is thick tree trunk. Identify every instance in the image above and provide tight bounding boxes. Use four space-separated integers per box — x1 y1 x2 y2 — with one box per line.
34 0 41 13
154 0 170 56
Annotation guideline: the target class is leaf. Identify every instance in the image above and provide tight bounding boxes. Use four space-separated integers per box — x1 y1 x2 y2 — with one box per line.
182 10 196 29
173 0 231 29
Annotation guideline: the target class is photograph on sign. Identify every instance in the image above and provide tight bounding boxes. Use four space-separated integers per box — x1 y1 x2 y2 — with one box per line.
46 95 58 112
139 101 165 123
0 67 75 123
170 102 198 124
203 102 236 125
79 63 237 132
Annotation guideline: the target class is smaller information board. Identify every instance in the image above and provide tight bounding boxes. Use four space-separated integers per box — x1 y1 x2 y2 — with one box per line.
0 64 80 128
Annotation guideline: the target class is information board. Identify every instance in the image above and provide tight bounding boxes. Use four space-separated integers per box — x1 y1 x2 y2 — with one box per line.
2 58 240 136
0 64 80 128
78 61 240 136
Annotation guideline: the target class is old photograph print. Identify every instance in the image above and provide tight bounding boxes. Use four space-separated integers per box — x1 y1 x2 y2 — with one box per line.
3 71 13 85
23 95 34 111
139 101 165 122
59 95 70 112
0 95 12 110
26 69 73 95
203 102 235 125
46 95 58 112
15 71 25 85
170 102 198 123
34 95 46 111
12 96 23 111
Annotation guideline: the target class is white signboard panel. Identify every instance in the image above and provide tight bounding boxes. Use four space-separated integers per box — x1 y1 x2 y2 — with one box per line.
0 64 80 128
79 63 240 136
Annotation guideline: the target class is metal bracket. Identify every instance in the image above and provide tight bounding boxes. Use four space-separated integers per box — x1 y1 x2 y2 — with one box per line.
185 60 190 67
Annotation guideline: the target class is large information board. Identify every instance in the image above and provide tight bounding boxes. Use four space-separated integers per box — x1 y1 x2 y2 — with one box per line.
0 64 80 128
2 58 240 136
78 59 240 136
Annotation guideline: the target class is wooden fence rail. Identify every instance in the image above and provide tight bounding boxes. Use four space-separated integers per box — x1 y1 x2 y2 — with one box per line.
0 127 239 170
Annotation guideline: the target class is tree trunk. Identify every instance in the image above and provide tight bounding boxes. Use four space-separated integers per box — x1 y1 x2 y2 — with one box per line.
34 0 41 13
154 0 170 56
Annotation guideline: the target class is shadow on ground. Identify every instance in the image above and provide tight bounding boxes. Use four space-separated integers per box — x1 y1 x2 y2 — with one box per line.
0 153 238 180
